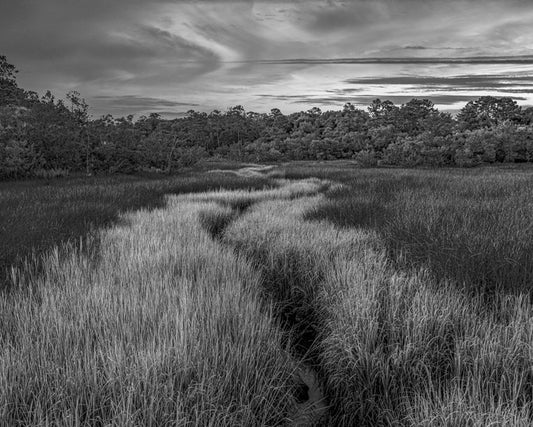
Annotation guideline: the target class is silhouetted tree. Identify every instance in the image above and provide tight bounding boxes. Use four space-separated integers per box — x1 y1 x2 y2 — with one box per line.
0 55 25 106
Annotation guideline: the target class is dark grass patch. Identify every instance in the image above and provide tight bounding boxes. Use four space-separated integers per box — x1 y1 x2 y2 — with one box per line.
0 172 273 288
303 173 440 229
261 247 324 360
226 239 331 422
198 196 262 240
383 199 533 296
199 209 238 240
226 239 325 367
293 164 533 296
304 180 395 230
222 197 256 214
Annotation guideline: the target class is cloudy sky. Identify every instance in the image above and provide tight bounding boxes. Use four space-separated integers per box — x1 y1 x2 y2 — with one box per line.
3 0 533 117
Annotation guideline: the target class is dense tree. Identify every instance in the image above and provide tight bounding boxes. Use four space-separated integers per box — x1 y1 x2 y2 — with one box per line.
67 91 91 173
3 54 533 176
457 96 523 130
397 99 438 135
0 55 25 107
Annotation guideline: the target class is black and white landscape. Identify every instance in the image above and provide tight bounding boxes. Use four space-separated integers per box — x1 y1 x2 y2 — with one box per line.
2 1 533 426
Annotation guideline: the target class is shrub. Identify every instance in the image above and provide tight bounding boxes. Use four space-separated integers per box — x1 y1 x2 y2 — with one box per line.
354 149 378 167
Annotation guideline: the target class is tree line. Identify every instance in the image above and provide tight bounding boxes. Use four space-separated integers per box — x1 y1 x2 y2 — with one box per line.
2 54 533 179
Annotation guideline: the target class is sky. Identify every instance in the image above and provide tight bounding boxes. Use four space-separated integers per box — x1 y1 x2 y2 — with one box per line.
2 0 533 118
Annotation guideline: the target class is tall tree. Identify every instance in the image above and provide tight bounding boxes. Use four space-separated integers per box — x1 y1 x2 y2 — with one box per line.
457 96 522 130
368 99 399 127
66 91 91 174
397 99 438 135
0 55 25 106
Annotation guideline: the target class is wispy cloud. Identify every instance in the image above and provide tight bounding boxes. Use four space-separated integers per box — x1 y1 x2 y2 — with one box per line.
235 56 533 65
94 95 199 108
257 93 526 107
2 0 533 115
345 75 533 86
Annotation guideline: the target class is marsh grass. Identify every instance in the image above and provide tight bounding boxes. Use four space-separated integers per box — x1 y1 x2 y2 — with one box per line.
0 176 332 426
302 166 533 295
224 197 328 357
1 194 302 426
0 171 274 288
5 162 533 426
198 205 236 239
222 180 533 425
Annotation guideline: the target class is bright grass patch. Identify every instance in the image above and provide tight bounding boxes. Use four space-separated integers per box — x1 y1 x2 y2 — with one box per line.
0 176 331 426
1 191 300 426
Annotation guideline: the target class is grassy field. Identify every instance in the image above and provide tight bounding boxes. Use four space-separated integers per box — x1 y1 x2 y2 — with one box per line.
0 163 274 288
2 162 533 425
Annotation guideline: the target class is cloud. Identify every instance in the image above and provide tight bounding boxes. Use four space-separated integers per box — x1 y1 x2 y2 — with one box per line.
94 95 199 108
347 95 527 105
346 75 533 84
2 0 533 116
1 2 223 78
89 95 200 118
341 73 533 99
237 56 533 65
345 74 533 87
257 93 520 107
299 1 382 34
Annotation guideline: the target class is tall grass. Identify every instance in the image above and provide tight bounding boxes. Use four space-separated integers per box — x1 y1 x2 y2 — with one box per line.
303 167 533 295
223 188 533 425
0 171 274 288
5 162 533 425
1 194 299 425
